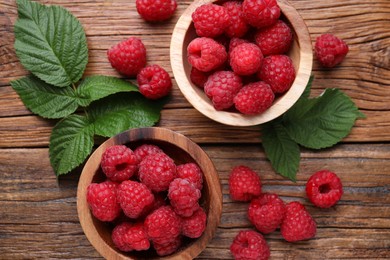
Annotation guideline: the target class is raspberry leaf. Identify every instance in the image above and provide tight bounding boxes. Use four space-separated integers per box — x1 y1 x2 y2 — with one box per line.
301 75 314 99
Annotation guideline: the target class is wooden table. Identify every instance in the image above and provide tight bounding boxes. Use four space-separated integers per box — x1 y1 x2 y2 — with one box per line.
1 0 390 259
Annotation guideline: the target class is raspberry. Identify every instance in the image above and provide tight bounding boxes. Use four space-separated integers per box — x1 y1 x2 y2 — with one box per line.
137 65 172 99
228 38 250 55
190 67 212 89
117 180 155 219
234 81 275 115
168 178 201 217
181 207 207 238
136 0 177 22
112 222 150 252
204 70 243 110
107 37 146 77
258 55 296 94
228 165 262 201
306 170 343 208
230 230 270 260
192 4 230 38
154 236 182 256
281 201 317 242
139 152 177 192
315 33 349 68
229 43 263 76
187 37 228 72
254 20 293 55
101 145 138 182
223 1 249 38
133 144 164 164
242 0 280 29
177 163 203 190
87 181 121 222
248 193 286 234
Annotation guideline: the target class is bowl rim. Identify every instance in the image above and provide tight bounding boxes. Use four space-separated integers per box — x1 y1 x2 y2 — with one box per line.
170 0 313 126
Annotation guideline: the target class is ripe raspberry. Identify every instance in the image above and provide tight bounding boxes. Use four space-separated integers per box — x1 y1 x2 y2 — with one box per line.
87 181 121 222
192 4 230 38
204 70 243 110
315 33 349 68
139 153 177 192
181 207 207 238
112 222 150 252
133 144 164 165
230 230 270 260
190 67 212 89
234 81 275 115
117 180 155 219
107 37 146 77
187 37 228 72
168 178 201 217
228 38 250 55
177 163 203 190
230 43 263 76
228 165 262 202
153 236 182 256
242 0 280 29
101 145 138 182
306 170 343 208
254 20 293 55
223 1 249 38
248 193 286 234
281 201 317 242
137 65 172 99
136 0 177 22
258 55 296 94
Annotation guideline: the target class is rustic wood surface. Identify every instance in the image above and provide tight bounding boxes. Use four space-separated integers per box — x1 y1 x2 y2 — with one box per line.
1 0 389 259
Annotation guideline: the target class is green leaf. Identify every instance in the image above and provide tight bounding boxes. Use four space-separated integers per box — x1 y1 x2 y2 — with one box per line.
49 114 94 176
76 76 139 107
11 75 78 119
14 0 88 87
301 75 314 99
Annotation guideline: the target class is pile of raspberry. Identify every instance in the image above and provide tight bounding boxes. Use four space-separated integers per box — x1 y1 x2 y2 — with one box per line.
187 0 296 115
86 144 206 257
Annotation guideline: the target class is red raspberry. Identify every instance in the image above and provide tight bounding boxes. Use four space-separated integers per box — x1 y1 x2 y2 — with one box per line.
254 20 293 55
137 65 172 99
242 0 280 29
134 144 164 165
117 180 155 219
153 236 182 256
187 37 228 72
234 81 275 115
87 181 121 222
230 43 263 76
315 33 349 68
139 153 177 192
306 170 343 208
101 145 138 182
190 67 212 89
107 37 146 77
281 201 317 242
228 165 262 202
181 207 207 238
136 0 177 22
258 55 296 94
168 178 201 217
230 230 270 260
112 222 150 252
223 1 249 38
204 70 243 110
177 163 203 190
228 38 250 55
248 193 286 234
192 4 230 38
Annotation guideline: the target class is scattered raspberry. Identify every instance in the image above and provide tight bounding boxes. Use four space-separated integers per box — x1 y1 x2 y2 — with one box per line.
234 81 275 115
281 201 317 242
248 193 286 234
190 67 213 89
136 0 177 22
229 43 263 76
228 38 250 55
154 236 182 256
168 178 201 217
112 222 150 252
181 207 207 238
134 144 164 164
306 170 343 208
87 181 121 222
315 33 349 68
204 70 243 110
139 152 177 192
137 64 172 99
230 230 270 260
177 163 203 190
228 165 262 201
223 1 249 38
254 20 293 56
242 0 280 29
258 55 296 94
117 180 155 219
107 37 146 77
101 145 138 182
192 4 230 38
187 37 228 72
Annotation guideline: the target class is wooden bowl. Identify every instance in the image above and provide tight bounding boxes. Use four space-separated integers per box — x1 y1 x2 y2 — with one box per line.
77 127 223 259
170 0 313 126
